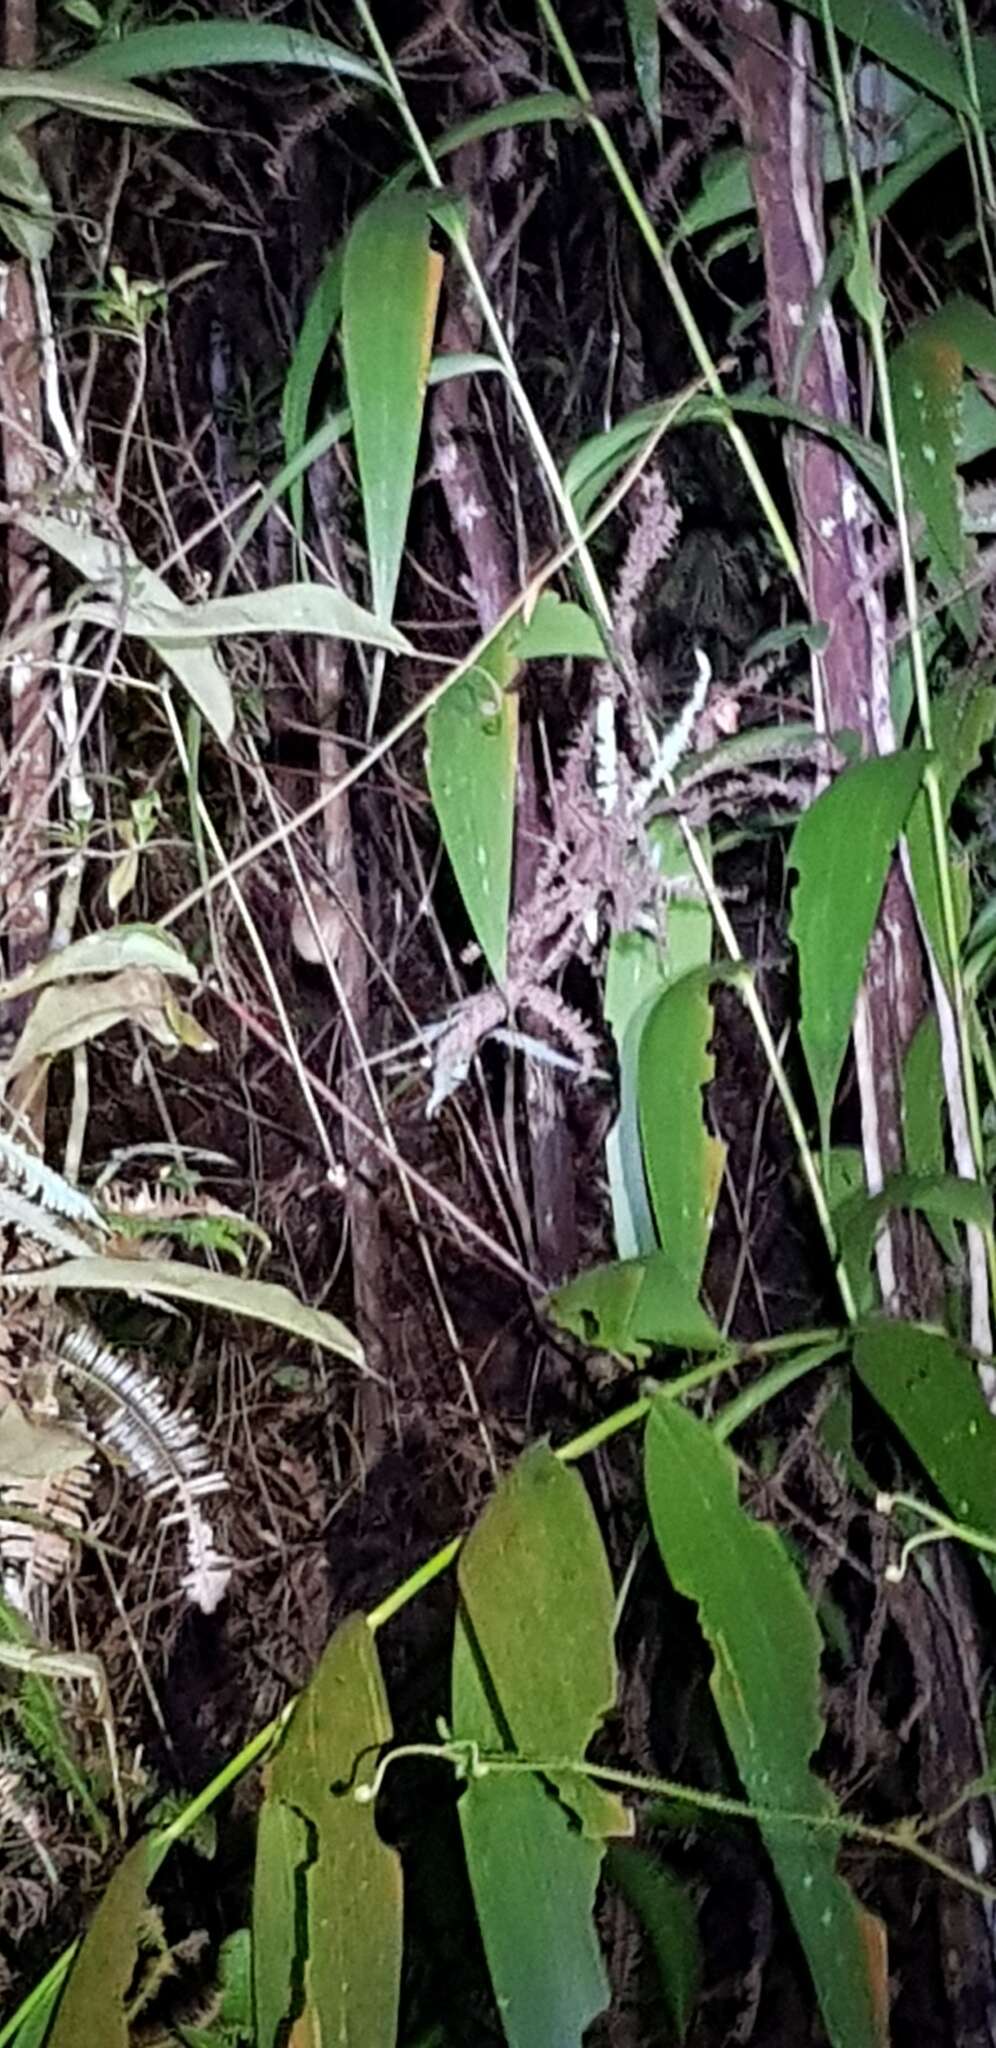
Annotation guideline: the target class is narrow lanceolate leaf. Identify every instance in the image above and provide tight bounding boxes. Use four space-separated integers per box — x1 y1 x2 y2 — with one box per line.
0 922 195 1001
453 1613 609 2048
0 1258 364 1366
638 967 725 1300
623 0 661 144
605 1842 701 2043
282 245 344 535
546 1247 721 1360
645 1402 886 2048
906 673 996 981
342 189 442 622
254 1614 401 2048
788 750 926 1158
457 1442 628 1842
82 582 414 654
836 1171 992 1290
0 67 197 125
901 1017 959 1261
892 325 965 613
427 620 520 983
47 1838 156 2048
18 513 233 742
854 1321 996 1539
64 21 386 90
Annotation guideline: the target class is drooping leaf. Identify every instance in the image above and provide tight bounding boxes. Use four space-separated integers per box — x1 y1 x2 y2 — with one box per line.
547 1247 721 1359
638 966 726 1299
254 1614 401 2048
47 1837 157 2048
458 1442 628 1840
64 21 385 90
342 189 442 622
788 749 927 1157
623 0 661 144
426 620 520 982
0 1257 364 1366
836 1171 992 1286
0 65 197 124
605 1841 700 2042
854 1320 996 1539
4 968 208 1076
86 581 414 654
18 512 233 741
0 923 196 1003
453 1613 609 2048
645 1401 886 2048
430 90 585 159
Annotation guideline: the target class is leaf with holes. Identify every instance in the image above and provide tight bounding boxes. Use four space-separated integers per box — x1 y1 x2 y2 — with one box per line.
788 749 926 1159
645 1400 887 2048
343 188 443 623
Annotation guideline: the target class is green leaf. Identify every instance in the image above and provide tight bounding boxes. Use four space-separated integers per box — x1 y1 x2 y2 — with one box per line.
431 90 584 159
906 673 996 978
645 1401 885 2048
0 65 198 124
638 966 726 1299
788 749 927 1157
458 1443 628 1841
453 1614 609 2048
547 1248 721 1359
0 1601 106 1841
281 247 343 537
0 1258 365 1366
623 0 661 144
65 22 385 89
426 620 519 982
902 1015 959 1261
892 325 965 588
254 1614 401 2048
836 1171 992 1286
605 1842 700 2042
783 0 969 114
675 147 752 239
516 591 604 660
47 1838 157 2048
854 1320 996 1538
343 189 442 622
18 511 234 742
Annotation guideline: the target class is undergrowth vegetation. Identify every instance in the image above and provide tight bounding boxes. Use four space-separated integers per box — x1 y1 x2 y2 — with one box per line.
6 0 996 2041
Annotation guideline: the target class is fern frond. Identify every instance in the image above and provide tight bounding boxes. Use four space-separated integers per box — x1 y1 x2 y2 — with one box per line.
0 1186 94 1262
0 1598 106 1841
0 1129 106 1237
52 1323 230 1613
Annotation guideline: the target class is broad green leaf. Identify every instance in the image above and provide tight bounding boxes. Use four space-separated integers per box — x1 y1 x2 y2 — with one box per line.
547 1248 721 1359
342 189 442 622
65 22 385 89
902 1015 959 1261
516 591 604 660
676 148 752 239
255 1615 401 2048
906 673 996 978
645 1401 885 2048
4 967 207 1076
0 1258 365 1366
47 1837 156 2048
605 1842 700 2042
0 199 51 260
0 66 197 124
788 749 926 1157
453 1614 609 2048
281 246 343 537
18 512 233 741
892 325 965 601
854 1321 996 1538
623 0 661 145
458 1443 627 1842
784 0 969 113
426 621 519 982
836 1171 992 1286
639 966 726 1298
3 1973 69 2048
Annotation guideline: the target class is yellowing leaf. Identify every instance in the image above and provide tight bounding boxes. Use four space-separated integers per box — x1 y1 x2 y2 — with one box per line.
0 1393 90 1485
645 1401 885 2048
4 967 202 1075
0 923 196 1001
343 190 443 623
47 1838 157 2048
255 1615 401 2048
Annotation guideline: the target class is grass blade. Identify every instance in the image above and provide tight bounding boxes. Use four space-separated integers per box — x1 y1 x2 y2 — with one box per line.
65 22 385 90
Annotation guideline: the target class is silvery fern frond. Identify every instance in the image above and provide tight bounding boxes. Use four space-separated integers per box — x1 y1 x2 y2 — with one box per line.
52 1323 230 1614
0 1187 94 1263
0 1129 106 1238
